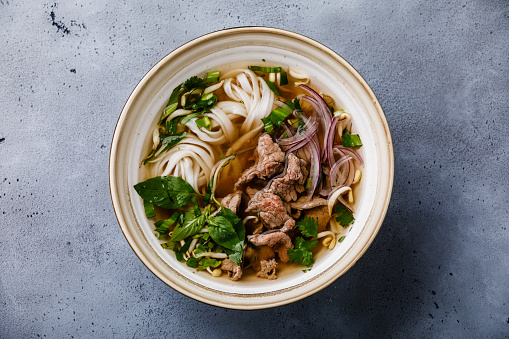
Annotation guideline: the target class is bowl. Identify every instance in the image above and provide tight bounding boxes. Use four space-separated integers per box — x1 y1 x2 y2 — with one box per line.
109 27 394 309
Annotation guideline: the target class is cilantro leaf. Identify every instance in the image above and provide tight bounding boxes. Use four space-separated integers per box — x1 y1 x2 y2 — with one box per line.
334 203 355 227
182 76 206 92
288 237 318 267
296 217 318 239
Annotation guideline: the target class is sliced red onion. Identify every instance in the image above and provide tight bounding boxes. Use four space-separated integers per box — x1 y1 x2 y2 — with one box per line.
299 85 332 128
304 135 321 198
330 155 352 187
326 117 340 168
334 146 364 165
276 119 318 146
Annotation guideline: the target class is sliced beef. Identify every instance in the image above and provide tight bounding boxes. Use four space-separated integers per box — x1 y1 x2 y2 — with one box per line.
220 191 242 213
234 134 285 189
256 259 278 280
245 192 295 232
267 153 309 202
245 186 258 200
221 259 243 281
249 231 293 262
304 205 331 233
290 196 328 210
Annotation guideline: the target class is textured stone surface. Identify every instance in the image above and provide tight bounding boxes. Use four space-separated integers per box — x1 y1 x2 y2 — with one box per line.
1 0 508 337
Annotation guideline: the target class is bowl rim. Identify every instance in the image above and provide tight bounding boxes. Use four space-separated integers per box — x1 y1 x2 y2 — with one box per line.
109 26 394 309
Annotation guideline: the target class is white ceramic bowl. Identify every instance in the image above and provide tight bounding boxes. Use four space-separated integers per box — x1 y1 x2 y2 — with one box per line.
110 27 394 309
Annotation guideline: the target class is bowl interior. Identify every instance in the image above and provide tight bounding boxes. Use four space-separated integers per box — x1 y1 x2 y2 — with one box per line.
110 28 393 309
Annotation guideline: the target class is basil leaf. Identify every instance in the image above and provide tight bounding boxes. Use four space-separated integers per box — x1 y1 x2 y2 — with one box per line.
208 216 243 252
226 250 243 266
171 212 206 242
134 176 198 210
216 207 245 241
197 258 221 270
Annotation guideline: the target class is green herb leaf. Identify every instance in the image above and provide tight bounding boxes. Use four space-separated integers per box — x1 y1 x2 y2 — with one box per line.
342 134 362 148
288 236 318 267
338 236 346 243
171 211 206 242
143 131 186 165
216 207 245 241
208 216 243 253
173 238 193 262
134 175 198 210
203 179 213 205
205 71 220 83
143 200 156 218
263 79 281 96
249 66 282 73
280 72 288 86
296 217 318 239
154 211 180 238
197 258 221 270
183 76 206 93
180 112 202 124
195 116 211 130
160 84 182 122
334 202 355 227
186 256 200 268
261 116 274 134
226 250 242 266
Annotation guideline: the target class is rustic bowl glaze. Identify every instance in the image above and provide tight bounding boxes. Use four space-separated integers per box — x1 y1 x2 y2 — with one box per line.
110 27 394 309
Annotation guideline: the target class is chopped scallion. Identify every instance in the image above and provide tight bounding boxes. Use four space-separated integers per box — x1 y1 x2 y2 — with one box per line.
263 79 281 96
205 71 220 83
195 116 211 130
280 72 288 86
249 66 282 73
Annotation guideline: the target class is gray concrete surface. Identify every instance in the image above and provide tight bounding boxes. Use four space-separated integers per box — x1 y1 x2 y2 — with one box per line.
1 0 508 337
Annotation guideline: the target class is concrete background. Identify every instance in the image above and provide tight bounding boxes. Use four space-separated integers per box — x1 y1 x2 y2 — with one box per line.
1 0 508 337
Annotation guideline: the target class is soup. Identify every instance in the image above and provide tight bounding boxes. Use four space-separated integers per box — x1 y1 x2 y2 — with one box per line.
133 64 363 280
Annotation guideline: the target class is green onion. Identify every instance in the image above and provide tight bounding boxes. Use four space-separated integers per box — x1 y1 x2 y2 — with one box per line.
195 116 211 130
280 72 288 86
263 79 281 96
143 200 156 218
338 236 346 243
249 66 282 73
205 71 220 83
160 84 182 122
180 112 202 125
262 100 295 134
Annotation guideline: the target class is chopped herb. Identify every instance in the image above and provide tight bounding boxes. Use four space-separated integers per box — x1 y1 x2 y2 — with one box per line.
182 76 206 93
263 79 281 96
133 175 199 210
143 131 186 165
280 72 288 86
296 216 318 239
205 71 220 83
334 202 355 227
203 179 213 205
180 112 202 125
262 59 266 62
249 66 282 73
338 236 346 243
342 134 362 148
143 200 156 218
261 100 294 134
160 84 182 122
195 116 211 130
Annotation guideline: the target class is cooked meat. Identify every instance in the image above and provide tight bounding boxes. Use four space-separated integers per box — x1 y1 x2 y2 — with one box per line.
245 192 295 232
256 259 278 280
234 134 285 189
221 259 243 281
250 246 275 271
267 153 309 202
304 205 331 233
220 191 242 213
245 186 259 200
289 196 328 210
249 231 293 262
